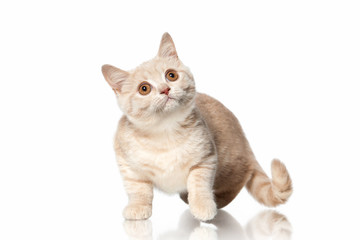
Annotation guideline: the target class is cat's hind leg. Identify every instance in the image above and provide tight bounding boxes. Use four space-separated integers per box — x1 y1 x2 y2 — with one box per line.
180 192 189 204
213 190 240 209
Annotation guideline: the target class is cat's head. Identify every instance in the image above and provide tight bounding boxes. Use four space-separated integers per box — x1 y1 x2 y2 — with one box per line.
102 33 196 126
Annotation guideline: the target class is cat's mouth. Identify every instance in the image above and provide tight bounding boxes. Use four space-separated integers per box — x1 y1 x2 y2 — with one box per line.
160 95 178 111
165 96 175 104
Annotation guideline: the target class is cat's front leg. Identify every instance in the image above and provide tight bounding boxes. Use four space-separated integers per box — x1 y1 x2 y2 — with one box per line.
122 178 153 220
119 162 153 220
187 157 217 221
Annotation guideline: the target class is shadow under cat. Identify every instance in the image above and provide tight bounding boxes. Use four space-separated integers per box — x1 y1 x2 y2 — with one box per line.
123 209 292 240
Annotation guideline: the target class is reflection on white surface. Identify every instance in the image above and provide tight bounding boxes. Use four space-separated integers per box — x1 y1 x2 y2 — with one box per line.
123 210 292 240
123 219 153 240
246 211 292 240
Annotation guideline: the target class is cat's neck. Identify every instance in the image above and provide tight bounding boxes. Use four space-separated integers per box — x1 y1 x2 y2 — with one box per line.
126 104 196 135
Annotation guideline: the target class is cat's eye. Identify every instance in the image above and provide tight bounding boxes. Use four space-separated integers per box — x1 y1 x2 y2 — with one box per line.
138 82 152 95
165 69 179 81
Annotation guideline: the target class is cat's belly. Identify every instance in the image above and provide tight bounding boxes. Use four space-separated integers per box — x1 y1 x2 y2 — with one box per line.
130 148 195 194
151 168 188 194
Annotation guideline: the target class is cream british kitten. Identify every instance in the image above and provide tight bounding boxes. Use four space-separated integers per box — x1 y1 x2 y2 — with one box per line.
101 33 292 221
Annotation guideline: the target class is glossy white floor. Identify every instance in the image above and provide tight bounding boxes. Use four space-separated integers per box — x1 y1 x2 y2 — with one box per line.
1 1 359 239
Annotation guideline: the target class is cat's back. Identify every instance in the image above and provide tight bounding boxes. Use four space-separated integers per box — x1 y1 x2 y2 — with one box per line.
195 93 238 127
195 92 247 149
195 92 252 156
195 93 255 205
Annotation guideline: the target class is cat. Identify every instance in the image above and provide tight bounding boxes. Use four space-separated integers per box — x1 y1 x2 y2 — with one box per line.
101 33 292 221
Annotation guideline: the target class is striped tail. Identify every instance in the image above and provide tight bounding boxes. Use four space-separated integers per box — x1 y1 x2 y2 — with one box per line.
246 159 293 207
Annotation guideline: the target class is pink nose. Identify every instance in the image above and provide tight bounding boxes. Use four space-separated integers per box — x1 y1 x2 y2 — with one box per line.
161 87 171 95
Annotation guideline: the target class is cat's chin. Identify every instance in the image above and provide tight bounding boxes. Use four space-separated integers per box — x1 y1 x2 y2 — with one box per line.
154 95 180 114
162 98 178 112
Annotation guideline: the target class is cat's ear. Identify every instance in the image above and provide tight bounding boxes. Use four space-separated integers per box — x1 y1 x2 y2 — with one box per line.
158 32 178 59
101 64 129 93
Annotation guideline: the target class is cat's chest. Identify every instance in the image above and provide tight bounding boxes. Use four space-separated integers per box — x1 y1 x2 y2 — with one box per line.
126 132 203 193
129 134 200 171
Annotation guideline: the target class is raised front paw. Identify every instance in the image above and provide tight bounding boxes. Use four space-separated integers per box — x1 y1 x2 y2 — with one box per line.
189 197 217 222
123 204 152 220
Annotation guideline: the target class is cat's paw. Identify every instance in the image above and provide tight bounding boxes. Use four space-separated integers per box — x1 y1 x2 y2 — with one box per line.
123 204 152 220
189 198 217 222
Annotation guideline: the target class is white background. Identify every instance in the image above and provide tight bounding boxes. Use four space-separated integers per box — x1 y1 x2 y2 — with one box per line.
1 0 359 239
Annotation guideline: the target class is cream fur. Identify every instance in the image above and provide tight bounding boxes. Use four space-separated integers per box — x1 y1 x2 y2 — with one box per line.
101 33 293 221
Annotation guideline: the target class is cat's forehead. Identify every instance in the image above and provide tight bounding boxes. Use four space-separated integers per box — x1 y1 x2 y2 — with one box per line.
131 58 181 81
